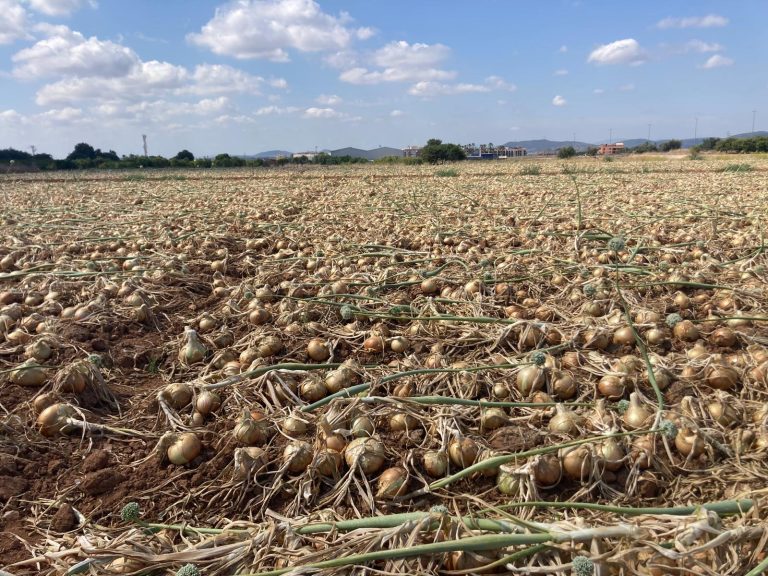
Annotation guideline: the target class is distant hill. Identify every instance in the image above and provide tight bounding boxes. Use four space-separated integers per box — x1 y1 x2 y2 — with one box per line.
502 139 593 153
246 150 293 159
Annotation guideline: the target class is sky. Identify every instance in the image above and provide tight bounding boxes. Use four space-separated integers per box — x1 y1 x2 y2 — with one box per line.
0 0 766 157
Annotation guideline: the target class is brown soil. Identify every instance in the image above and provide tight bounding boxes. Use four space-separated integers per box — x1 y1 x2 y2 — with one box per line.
50 503 77 532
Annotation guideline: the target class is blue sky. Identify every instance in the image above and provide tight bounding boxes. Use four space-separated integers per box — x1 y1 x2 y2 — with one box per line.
1 0 765 157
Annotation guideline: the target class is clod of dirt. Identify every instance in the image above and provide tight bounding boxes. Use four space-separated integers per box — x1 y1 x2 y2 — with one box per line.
489 426 542 452
82 469 125 496
0 476 28 502
51 503 77 532
81 449 113 473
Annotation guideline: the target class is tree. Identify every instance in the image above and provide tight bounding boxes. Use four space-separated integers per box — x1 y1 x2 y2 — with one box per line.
557 146 576 159
174 149 195 161
419 139 467 164
585 146 599 157
67 142 97 161
632 142 658 154
660 139 682 152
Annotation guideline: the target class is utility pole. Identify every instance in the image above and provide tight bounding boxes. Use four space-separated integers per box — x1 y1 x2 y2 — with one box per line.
694 117 698 146
142 134 148 157
29 145 36 155
753 110 757 134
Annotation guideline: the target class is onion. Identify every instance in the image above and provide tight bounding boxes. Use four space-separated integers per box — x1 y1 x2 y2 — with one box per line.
389 412 418 432
314 448 343 477
37 403 77 436
516 365 546 396
300 378 327 402
480 408 507 431
363 335 385 353
325 432 347 452
25 338 53 362
233 411 271 445
548 404 583 435
389 336 410 353
674 427 706 458
622 393 651 430
306 338 330 361
57 363 89 394
257 335 283 357
345 437 386 474
178 327 207 365
710 326 737 348
167 432 202 465
376 467 409 498
672 320 699 342
630 435 655 469
282 415 309 436
448 437 479 469
283 441 313 474
531 454 562 487
161 383 193 410
423 450 448 477
10 359 47 387
612 326 636 346
32 392 58 414
233 446 268 480
598 375 626 400
598 438 625 471
351 415 375 437
705 364 739 390
707 399 739 426
420 278 439 294
195 391 221 415
248 307 271 325
550 371 577 399
561 446 592 480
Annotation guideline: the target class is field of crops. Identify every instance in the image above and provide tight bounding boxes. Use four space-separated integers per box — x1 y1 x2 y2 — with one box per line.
1 157 768 575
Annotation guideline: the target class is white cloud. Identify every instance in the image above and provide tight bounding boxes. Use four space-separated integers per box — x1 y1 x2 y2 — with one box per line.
554 68 569 76
408 81 490 97
187 64 265 95
618 83 635 92
340 40 455 84
324 50 358 69
484 75 517 91
190 96 230 115
684 39 724 53
28 0 94 17
657 14 728 29
701 54 734 69
0 0 31 45
269 77 288 89
389 109 403 117
188 0 362 61
593 88 604 94
559 45 568 53
355 27 375 40
588 39 646 66
303 106 341 119
255 105 299 115
214 114 256 125
316 94 341 105
0 109 26 124
552 95 567 106
35 59 189 105
12 24 138 79
35 106 82 122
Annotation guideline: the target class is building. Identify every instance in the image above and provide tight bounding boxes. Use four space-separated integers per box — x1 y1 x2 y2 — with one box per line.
462 144 527 159
598 143 625 155
292 151 319 161
403 145 422 158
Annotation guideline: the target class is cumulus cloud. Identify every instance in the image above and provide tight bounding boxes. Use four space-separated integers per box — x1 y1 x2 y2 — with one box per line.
303 106 342 119
408 81 489 97
316 94 342 105
340 40 455 84
255 105 299 115
701 54 734 68
188 0 368 61
389 109 403 117
552 95 567 106
684 39 724 53
593 88 604 94
558 45 568 53
0 0 31 45
28 0 95 17
187 64 267 95
35 106 83 122
554 68 568 76
484 75 517 91
657 14 728 29
0 109 26 124
588 39 646 66
13 24 137 79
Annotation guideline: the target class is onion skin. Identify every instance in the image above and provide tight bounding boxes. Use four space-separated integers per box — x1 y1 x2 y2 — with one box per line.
448 437 479 469
376 467 409 498
37 403 77 436
167 433 202 465
423 450 448 477
345 437 385 475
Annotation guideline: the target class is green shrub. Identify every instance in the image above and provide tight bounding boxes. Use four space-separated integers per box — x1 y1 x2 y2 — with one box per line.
435 168 459 177
518 164 541 176
719 163 754 172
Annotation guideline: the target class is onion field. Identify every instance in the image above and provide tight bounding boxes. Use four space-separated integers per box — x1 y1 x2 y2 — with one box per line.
1 157 768 575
